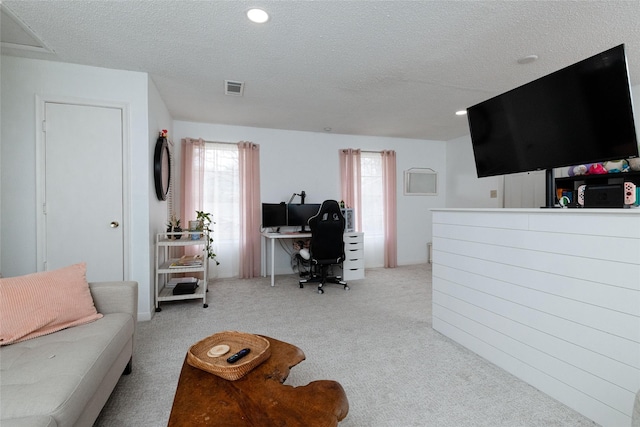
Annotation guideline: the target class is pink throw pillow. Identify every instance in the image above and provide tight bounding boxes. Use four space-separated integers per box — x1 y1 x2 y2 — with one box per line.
0 263 103 345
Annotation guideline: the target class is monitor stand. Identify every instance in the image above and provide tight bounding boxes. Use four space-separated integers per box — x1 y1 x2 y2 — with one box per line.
540 168 560 208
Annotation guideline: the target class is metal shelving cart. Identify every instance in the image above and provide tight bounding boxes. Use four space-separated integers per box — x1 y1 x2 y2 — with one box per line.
154 231 209 311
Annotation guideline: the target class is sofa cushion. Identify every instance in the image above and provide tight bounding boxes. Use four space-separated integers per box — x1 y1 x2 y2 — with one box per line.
0 415 57 427
0 263 103 345
0 312 134 426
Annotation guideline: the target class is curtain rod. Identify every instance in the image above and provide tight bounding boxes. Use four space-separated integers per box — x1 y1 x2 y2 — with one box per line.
205 140 259 150
183 137 238 146
342 149 385 154
203 140 238 146
193 141 380 150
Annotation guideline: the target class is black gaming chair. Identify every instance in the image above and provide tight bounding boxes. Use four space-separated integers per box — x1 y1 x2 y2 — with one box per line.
299 200 350 294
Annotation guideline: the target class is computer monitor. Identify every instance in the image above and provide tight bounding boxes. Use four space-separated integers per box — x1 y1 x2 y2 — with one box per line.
261 203 287 229
287 203 321 232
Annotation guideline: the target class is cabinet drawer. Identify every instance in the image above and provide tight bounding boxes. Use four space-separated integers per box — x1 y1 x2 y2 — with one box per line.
343 257 364 269
343 267 364 281
345 241 364 251
345 252 363 262
344 232 363 244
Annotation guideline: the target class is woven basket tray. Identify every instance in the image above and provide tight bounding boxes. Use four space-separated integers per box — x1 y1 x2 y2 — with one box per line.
186 331 271 381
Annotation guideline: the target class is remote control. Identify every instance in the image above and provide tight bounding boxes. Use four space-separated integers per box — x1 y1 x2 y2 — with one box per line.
226 348 251 363
624 182 636 205
577 185 586 206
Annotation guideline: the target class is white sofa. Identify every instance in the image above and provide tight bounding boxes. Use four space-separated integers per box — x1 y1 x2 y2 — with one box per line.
0 281 137 427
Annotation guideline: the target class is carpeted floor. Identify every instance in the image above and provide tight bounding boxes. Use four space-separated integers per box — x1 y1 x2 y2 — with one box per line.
94 264 597 426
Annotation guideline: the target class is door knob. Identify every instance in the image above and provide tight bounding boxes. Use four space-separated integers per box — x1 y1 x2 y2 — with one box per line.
110 221 119 228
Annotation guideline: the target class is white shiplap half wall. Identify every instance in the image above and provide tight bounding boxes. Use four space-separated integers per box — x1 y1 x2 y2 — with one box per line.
431 208 640 427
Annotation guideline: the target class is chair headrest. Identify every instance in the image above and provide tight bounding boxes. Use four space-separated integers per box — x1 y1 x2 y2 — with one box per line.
313 200 342 220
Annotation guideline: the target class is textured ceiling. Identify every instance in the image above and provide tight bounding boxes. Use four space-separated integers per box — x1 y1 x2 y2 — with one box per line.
2 1 640 141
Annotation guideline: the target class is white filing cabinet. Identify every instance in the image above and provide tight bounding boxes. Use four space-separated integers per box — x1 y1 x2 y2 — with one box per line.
342 232 364 280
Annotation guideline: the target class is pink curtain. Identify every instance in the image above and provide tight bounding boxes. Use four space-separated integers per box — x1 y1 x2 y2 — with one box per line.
381 150 397 268
339 149 362 231
238 142 261 278
181 138 206 257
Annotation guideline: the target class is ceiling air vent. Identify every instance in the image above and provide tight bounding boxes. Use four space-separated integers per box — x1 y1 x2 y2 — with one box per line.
225 80 244 96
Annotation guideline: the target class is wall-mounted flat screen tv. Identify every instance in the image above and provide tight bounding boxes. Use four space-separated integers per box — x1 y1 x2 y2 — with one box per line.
467 44 638 179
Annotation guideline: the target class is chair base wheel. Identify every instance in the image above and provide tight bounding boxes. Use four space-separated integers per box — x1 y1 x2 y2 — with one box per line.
155 307 162 312
317 288 324 294
344 285 350 290
203 303 208 308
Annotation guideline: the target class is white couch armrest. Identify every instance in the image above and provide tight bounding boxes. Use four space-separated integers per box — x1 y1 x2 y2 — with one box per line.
633 389 640 427
88 281 138 319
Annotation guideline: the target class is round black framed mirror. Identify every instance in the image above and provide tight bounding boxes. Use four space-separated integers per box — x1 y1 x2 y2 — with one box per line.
154 136 171 201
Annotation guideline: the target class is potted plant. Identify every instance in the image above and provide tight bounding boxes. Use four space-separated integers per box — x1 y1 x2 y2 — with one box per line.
195 210 220 265
166 214 182 239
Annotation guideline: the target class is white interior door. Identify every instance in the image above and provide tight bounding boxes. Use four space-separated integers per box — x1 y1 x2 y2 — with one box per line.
42 102 124 281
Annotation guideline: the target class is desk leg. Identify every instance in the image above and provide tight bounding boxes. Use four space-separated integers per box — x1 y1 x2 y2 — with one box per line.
261 235 266 277
270 237 275 286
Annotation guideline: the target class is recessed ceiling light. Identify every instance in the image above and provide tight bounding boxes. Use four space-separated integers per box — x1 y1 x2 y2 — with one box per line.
455 110 467 116
517 54 539 65
247 8 269 23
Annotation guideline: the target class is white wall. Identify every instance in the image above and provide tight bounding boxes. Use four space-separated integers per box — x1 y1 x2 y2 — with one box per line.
444 134 503 208
147 78 174 317
0 56 155 320
173 121 447 275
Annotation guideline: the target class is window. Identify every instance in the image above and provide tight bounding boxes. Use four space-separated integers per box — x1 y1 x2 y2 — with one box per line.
203 143 239 278
360 152 384 267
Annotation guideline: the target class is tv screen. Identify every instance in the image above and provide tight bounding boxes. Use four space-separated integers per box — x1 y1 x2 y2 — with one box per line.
468 44 638 178
287 203 321 230
261 203 287 228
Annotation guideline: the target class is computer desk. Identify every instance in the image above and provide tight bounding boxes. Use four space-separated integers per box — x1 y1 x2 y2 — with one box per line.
261 231 311 286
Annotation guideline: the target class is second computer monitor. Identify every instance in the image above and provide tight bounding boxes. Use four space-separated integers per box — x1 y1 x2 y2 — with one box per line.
287 203 321 232
262 203 287 228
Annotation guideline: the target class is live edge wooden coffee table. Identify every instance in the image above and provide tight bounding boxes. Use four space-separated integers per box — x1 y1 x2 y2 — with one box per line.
168 335 349 426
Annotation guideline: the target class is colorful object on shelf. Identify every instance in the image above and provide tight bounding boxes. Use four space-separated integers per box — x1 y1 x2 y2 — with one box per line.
567 164 588 176
587 163 607 175
603 159 629 173
628 158 640 171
